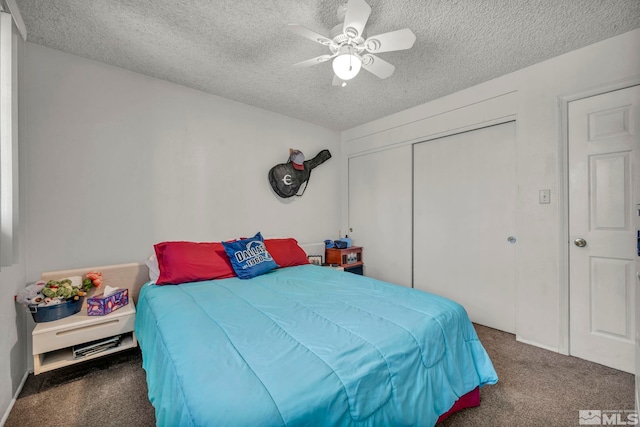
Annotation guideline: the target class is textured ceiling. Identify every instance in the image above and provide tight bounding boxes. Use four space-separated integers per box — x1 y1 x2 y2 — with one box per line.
13 0 640 130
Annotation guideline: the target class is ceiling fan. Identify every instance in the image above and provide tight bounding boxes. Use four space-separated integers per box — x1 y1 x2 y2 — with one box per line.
289 0 416 86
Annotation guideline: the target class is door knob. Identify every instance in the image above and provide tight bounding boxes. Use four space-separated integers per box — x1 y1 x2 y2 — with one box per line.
507 236 516 244
574 238 587 247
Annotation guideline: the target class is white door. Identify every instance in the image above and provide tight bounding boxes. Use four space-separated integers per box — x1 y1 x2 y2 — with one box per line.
413 122 517 333
568 85 639 374
348 146 412 287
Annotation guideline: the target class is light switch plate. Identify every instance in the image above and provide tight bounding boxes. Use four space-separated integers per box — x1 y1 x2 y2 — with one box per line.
539 189 551 204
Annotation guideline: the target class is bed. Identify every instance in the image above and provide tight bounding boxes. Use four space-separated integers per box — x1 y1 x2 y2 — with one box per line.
134 238 498 426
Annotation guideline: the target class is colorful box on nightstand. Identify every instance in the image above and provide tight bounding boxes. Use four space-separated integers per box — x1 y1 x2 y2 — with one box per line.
87 288 129 316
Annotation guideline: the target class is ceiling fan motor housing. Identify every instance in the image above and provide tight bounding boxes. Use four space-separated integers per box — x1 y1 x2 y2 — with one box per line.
329 23 365 55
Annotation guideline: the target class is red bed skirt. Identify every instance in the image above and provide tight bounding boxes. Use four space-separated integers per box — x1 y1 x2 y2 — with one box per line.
436 386 481 424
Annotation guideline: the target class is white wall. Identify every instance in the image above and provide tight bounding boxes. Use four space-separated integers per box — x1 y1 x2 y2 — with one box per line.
0 265 27 425
342 29 640 352
22 43 341 282
0 23 27 427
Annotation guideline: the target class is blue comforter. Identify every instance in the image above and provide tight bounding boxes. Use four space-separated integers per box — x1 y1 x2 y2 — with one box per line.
135 265 497 426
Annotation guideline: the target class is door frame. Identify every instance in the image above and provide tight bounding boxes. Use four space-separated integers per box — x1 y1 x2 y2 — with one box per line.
558 76 640 356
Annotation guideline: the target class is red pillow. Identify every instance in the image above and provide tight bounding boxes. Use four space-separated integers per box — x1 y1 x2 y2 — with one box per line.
154 241 236 285
264 238 310 268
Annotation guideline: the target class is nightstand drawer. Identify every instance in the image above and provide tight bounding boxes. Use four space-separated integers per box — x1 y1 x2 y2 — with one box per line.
32 302 136 355
33 313 135 355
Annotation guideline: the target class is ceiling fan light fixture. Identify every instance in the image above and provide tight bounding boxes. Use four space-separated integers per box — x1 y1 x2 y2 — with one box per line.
289 0 415 84
332 46 362 80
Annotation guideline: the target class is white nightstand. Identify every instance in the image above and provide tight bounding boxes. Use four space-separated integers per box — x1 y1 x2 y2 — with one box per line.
32 301 137 375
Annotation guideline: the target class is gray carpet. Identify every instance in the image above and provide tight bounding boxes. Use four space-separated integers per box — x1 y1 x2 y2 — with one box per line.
5 348 155 427
440 326 635 426
5 325 635 426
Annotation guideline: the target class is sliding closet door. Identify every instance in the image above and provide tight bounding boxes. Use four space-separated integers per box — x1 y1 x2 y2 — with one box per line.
348 146 412 287
413 122 516 333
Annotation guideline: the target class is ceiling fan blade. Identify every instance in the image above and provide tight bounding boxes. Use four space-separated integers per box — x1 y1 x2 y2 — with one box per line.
288 24 334 46
342 0 371 39
333 75 346 86
365 28 416 53
361 54 395 79
292 55 333 68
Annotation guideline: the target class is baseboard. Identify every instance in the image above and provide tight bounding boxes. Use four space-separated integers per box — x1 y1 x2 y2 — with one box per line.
0 370 28 427
515 337 560 353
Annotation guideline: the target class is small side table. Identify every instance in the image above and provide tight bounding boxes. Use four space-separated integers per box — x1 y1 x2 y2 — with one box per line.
325 246 364 275
32 301 137 375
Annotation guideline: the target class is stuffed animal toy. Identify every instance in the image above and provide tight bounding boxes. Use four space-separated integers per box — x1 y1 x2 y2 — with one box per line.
15 281 45 305
15 279 85 307
42 278 80 299
82 271 103 292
